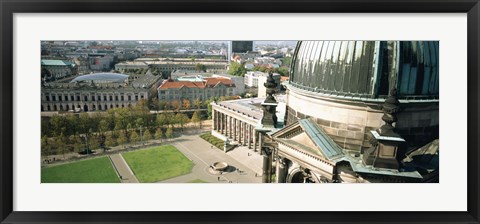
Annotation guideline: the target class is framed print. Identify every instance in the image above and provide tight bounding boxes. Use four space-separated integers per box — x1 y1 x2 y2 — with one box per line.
1 0 479 223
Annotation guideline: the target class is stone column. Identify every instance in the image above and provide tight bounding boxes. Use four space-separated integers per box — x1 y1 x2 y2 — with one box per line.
233 118 237 142
253 130 257 152
258 133 263 155
248 125 252 149
233 118 238 141
243 122 248 146
228 116 233 139
216 111 220 131
240 122 244 145
220 113 224 134
261 147 274 183
212 109 216 131
276 157 287 183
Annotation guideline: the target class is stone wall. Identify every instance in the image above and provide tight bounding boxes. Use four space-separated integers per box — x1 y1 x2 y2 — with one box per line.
286 89 439 152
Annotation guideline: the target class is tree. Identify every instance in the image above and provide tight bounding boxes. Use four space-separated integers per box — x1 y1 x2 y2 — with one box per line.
88 134 100 151
66 113 79 138
135 118 144 131
41 135 51 156
98 119 110 148
191 110 202 128
117 132 127 149
56 133 68 159
50 115 66 137
175 113 189 132
155 128 163 142
69 135 83 153
282 56 292 67
158 101 167 110
156 113 167 128
105 133 118 148
193 98 202 109
78 113 91 135
195 63 206 72
182 99 191 109
171 100 182 112
143 129 152 141
165 127 173 141
276 66 289 76
130 131 139 146
114 108 132 140
228 61 247 76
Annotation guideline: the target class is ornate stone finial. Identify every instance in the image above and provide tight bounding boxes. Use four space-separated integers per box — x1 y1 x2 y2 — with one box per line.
260 71 278 128
264 71 277 104
378 88 401 137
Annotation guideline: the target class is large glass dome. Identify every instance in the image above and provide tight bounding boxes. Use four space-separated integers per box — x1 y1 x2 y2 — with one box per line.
70 73 129 83
289 41 439 100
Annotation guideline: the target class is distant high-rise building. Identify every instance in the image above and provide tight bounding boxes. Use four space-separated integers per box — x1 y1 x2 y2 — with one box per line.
228 41 254 60
232 41 253 53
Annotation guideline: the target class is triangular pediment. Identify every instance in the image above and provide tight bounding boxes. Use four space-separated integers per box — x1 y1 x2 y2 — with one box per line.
273 118 344 160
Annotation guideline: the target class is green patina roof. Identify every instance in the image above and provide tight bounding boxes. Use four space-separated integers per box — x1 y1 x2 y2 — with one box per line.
41 59 74 66
299 119 344 160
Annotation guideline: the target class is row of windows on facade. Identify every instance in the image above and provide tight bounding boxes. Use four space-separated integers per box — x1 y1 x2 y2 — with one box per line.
158 88 231 94
43 93 145 102
42 103 133 112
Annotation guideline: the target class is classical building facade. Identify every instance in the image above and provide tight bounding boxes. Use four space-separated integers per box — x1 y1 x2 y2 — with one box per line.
41 59 77 80
127 58 228 77
157 77 236 103
211 98 265 152
41 73 162 112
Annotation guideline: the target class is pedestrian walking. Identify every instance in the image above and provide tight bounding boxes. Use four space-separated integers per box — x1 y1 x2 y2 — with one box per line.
217 176 220 181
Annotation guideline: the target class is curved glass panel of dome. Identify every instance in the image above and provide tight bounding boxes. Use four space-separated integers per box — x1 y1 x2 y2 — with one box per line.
289 41 439 101
70 73 129 84
397 41 439 98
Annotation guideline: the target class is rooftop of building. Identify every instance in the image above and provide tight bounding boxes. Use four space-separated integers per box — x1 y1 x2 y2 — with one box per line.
158 77 235 90
41 59 75 67
215 95 286 122
246 71 281 78
115 61 148 66
70 73 129 83
43 73 161 91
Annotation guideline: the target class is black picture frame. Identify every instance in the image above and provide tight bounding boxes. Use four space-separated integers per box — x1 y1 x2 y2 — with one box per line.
1 0 479 223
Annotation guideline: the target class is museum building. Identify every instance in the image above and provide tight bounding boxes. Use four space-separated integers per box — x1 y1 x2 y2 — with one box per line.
213 41 439 183
41 72 162 112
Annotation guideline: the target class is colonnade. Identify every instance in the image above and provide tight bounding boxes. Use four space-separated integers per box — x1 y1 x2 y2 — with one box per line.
212 109 260 152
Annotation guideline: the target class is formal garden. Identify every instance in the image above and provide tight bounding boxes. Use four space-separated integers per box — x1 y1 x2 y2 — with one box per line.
199 133 224 150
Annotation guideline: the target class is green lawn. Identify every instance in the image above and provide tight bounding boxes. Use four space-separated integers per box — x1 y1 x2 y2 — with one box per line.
122 145 194 183
41 156 120 183
187 179 209 183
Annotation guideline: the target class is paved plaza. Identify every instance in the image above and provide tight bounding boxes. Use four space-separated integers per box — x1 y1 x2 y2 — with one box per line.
157 133 263 183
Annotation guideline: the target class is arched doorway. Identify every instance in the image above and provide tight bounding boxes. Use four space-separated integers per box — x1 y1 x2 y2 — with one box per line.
83 104 89 112
290 171 307 183
287 168 317 183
